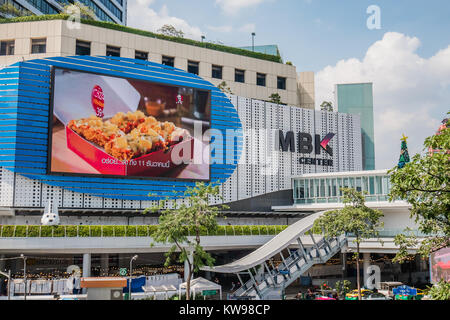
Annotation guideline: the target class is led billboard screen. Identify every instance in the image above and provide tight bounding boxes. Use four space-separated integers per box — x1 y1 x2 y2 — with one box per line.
49 68 211 181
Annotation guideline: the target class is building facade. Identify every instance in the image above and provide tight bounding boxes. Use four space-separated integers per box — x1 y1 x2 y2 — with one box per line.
336 83 375 170
0 17 314 108
0 0 127 25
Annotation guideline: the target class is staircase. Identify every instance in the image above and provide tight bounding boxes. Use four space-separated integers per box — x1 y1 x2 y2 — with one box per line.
232 234 347 300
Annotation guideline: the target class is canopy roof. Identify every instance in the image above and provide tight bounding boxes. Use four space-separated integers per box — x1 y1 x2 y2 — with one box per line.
179 277 221 291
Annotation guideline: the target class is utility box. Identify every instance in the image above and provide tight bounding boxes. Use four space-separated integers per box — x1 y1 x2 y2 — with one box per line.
80 277 127 300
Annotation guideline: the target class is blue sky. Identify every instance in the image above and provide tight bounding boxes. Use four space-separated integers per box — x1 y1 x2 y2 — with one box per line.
130 0 450 71
128 0 450 169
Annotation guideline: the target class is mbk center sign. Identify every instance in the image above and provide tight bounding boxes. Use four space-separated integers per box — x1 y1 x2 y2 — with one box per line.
278 130 336 167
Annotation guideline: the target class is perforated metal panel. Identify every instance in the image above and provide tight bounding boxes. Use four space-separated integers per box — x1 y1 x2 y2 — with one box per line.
0 56 363 210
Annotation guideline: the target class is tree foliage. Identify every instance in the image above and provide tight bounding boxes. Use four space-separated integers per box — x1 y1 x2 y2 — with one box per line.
157 24 184 38
269 93 283 105
334 280 351 299
147 182 228 300
320 101 333 112
389 115 450 263
427 280 450 300
312 188 384 300
63 1 97 21
217 81 233 95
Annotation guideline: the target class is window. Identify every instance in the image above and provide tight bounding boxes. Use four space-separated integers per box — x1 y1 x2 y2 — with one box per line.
277 76 286 90
106 45 120 57
162 56 174 67
256 73 266 87
212 65 222 79
0 40 15 56
135 50 148 60
187 60 199 75
31 38 46 54
75 40 91 55
235 69 245 83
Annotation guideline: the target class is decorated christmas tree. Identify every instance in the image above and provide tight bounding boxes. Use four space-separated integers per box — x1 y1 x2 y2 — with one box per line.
397 134 411 169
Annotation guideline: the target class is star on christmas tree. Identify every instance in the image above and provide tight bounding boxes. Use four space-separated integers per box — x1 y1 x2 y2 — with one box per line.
398 134 410 169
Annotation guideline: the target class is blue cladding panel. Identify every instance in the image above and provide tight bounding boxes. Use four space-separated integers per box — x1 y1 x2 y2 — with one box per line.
0 56 242 200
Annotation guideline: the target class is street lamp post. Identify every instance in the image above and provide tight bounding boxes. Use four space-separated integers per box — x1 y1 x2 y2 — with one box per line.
129 255 138 300
20 254 27 300
251 32 256 51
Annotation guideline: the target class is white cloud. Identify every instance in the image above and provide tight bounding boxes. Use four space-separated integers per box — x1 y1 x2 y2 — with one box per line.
127 0 203 40
239 23 256 33
207 25 233 33
215 0 266 14
315 32 449 169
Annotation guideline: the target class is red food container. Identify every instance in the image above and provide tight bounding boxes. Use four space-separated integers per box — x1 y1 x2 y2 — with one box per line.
66 126 194 177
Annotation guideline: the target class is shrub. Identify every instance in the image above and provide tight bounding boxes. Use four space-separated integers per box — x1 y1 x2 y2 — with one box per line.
102 226 114 237
40 226 53 237
199 226 209 236
114 226 126 237
147 225 158 236
1 225 15 237
66 226 77 237
234 226 244 236
260 225 269 235
215 226 226 236
267 226 277 235
15 225 27 237
0 15 283 63
225 226 234 236
137 226 148 237
250 225 260 235
126 226 138 237
78 226 90 237
53 226 65 237
90 226 101 237
242 225 251 235
27 226 40 237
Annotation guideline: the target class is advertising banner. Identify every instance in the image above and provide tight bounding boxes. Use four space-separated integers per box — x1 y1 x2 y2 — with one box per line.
49 68 211 181
430 247 450 283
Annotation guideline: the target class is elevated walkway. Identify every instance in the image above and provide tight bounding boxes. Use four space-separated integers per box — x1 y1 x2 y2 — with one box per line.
202 211 347 300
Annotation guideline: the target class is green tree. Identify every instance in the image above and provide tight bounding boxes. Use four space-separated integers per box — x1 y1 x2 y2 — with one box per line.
427 280 450 300
312 188 384 300
320 101 333 112
389 115 450 263
217 81 233 95
269 93 282 105
148 182 228 300
157 24 184 38
63 1 97 20
334 280 351 299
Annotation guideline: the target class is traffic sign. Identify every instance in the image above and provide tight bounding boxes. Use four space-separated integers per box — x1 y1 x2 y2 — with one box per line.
202 290 217 296
393 285 417 296
119 268 127 276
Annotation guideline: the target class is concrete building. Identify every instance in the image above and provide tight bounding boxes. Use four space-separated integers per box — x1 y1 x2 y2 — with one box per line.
0 17 314 108
0 0 127 25
336 83 375 170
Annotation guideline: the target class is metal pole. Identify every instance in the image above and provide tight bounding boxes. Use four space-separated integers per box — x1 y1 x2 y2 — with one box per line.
21 255 27 301
129 259 132 300
7 270 11 300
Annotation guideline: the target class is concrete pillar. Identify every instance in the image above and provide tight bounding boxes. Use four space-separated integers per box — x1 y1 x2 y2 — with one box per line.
363 253 371 288
82 253 91 278
82 253 91 294
100 254 109 276
0 255 5 293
